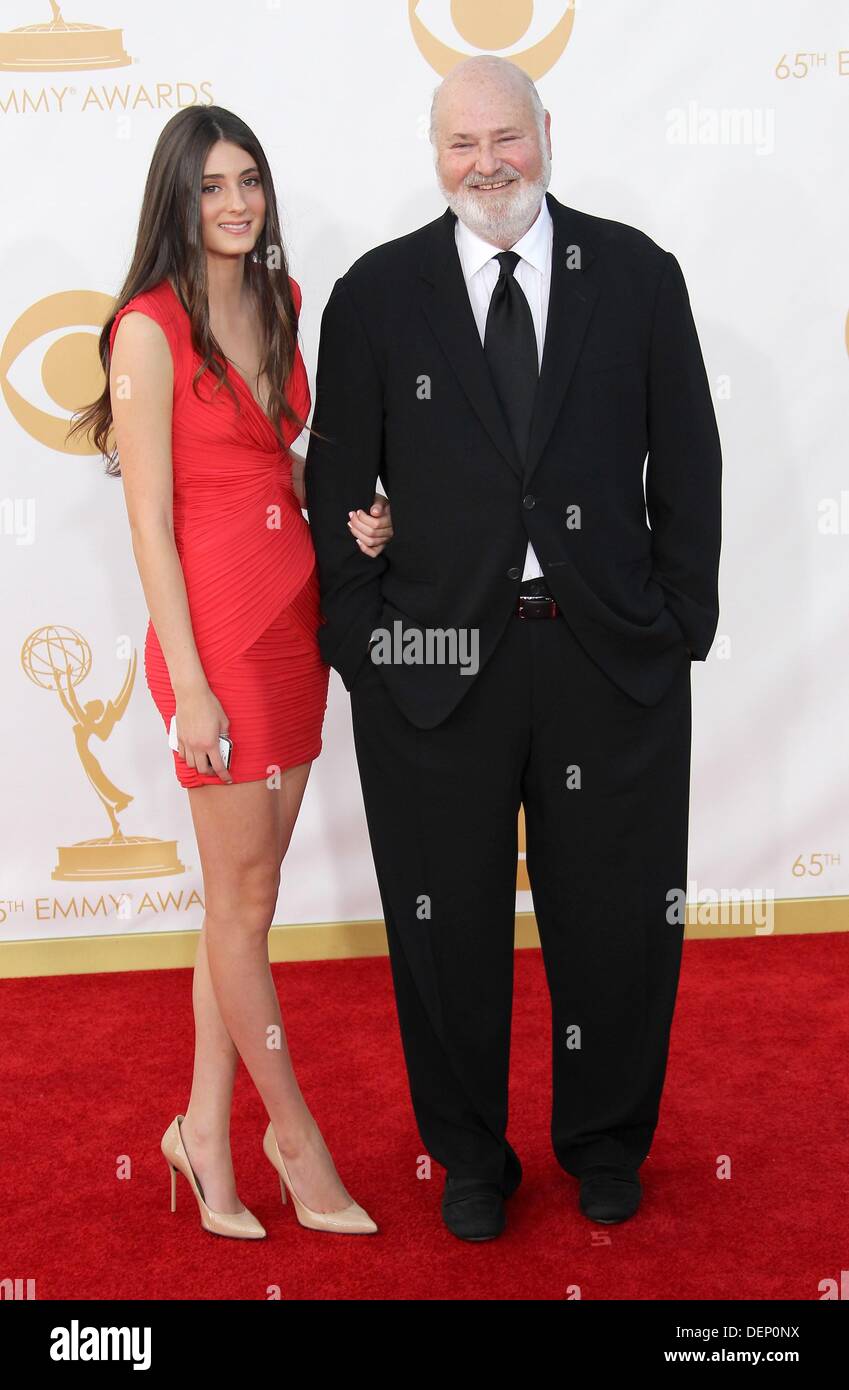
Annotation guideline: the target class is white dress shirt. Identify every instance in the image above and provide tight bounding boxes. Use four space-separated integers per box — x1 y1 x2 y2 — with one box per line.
454 197 553 580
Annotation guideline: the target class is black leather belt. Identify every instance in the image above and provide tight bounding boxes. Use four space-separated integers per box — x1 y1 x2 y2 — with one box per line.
516 578 559 619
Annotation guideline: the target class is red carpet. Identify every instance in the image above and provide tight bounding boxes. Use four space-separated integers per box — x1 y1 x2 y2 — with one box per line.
1 932 846 1300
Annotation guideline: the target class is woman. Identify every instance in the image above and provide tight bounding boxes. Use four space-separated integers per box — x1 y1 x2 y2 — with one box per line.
69 106 391 1238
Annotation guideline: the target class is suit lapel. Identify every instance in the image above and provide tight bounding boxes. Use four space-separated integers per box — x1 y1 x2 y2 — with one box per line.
418 207 523 480
525 192 600 480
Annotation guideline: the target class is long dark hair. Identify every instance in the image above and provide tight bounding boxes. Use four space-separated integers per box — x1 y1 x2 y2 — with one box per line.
68 105 311 474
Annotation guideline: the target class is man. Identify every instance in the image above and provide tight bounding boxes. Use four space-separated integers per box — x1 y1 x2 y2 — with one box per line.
305 55 721 1241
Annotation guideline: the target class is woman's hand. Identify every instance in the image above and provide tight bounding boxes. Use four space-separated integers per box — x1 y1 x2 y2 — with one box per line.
173 683 233 783
348 494 393 557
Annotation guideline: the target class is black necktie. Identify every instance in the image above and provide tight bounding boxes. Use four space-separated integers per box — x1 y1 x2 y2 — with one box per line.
483 250 539 463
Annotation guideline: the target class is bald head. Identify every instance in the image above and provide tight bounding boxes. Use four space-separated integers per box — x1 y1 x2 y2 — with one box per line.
430 56 552 250
430 55 546 146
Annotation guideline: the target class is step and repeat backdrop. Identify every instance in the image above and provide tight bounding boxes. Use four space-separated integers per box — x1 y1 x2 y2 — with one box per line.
1 1 846 946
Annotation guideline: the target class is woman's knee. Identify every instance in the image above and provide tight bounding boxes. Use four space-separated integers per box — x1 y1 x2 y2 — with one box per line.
204 860 281 936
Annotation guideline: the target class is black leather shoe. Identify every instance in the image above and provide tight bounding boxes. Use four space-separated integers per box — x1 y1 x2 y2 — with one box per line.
441 1177 510 1242
578 1166 642 1224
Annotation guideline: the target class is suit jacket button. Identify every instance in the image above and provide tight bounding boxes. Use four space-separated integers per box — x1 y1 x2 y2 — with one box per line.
507 566 521 579
523 494 535 509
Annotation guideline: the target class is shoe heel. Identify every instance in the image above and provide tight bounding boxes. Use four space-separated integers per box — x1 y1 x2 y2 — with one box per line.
278 1173 288 1205
160 1114 266 1240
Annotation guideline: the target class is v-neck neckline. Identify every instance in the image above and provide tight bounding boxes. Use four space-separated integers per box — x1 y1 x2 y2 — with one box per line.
225 358 271 419
163 278 274 425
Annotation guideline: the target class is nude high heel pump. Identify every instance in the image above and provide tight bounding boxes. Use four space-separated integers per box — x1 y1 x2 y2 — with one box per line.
161 1115 266 1239
262 1121 377 1234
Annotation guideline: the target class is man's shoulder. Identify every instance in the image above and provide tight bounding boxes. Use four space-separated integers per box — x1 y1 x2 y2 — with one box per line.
327 197 673 312
553 198 670 268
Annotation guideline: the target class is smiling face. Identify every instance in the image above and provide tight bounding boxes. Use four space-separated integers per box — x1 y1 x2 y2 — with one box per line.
199 139 267 260
432 60 552 248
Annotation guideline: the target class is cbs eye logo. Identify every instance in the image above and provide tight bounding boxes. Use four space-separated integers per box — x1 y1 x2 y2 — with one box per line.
409 0 576 78
0 290 112 454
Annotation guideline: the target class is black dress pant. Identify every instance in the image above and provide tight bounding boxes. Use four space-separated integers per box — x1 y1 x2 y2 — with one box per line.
350 606 692 1188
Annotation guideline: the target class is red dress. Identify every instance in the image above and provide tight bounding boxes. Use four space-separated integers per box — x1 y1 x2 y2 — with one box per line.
109 277 329 787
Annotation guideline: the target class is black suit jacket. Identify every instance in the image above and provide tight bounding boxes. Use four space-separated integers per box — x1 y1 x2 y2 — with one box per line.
305 191 721 728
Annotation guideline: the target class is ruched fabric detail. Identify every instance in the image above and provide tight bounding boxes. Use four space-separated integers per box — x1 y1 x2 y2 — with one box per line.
110 277 329 786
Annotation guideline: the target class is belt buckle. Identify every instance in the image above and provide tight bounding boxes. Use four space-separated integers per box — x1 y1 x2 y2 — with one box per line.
517 594 558 619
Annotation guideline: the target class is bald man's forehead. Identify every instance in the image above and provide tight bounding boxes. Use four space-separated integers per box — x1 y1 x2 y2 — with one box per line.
435 85 535 138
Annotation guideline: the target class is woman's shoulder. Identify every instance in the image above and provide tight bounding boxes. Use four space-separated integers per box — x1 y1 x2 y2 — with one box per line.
288 274 302 317
109 280 184 346
111 279 180 328
108 281 191 397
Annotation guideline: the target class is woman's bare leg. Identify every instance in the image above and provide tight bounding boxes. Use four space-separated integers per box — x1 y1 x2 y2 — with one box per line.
180 763 356 1215
179 923 242 1212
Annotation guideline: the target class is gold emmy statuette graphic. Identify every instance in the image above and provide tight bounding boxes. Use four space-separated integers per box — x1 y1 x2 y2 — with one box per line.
517 804 530 892
21 625 185 881
1 289 115 454
0 0 132 72
409 0 576 79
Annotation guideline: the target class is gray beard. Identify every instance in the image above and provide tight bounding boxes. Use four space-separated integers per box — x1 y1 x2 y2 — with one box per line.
439 161 551 246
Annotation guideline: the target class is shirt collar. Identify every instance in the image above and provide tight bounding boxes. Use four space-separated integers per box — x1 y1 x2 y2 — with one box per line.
454 194 552 280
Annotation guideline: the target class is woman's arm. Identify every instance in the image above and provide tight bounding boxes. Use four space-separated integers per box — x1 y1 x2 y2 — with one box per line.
110 313 232 782
289 447 306 506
